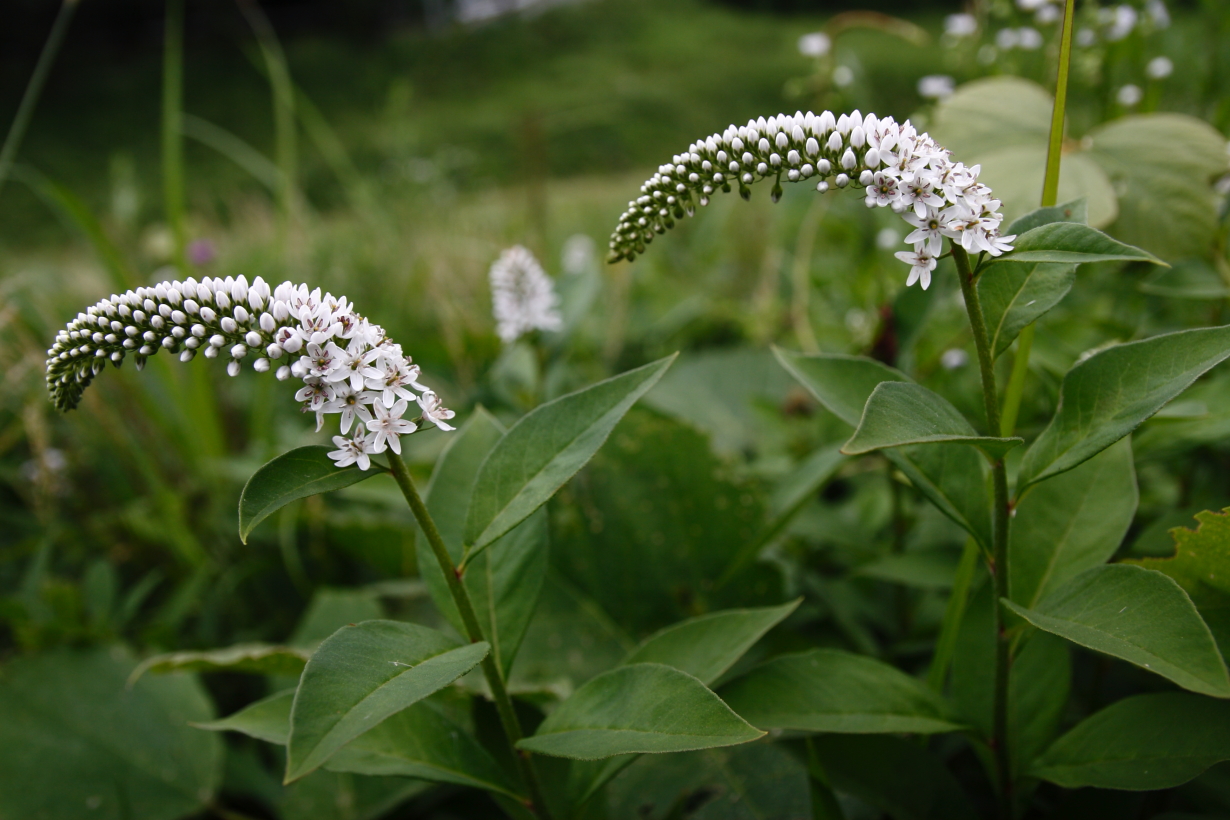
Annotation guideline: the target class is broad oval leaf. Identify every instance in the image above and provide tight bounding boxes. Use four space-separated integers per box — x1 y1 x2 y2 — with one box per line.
1017 325 1230 490
1003 564 1230 697
130 643 311 685
995 221 1162 266
622 600 800 686
1031 692 1230 790
842 382 1021 460
0 647 222 820
239 445 385 543
464 354 676 555
979 261 1075 358
772 347 907 427
720 648 963 735
285 620 489 782
1009 438 1138 609
516 663 763 760
1005 198 1088 236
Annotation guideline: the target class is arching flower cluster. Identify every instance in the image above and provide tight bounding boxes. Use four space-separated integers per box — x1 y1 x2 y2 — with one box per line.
608 110 1015 289
489 245 563 344
45 275 454 469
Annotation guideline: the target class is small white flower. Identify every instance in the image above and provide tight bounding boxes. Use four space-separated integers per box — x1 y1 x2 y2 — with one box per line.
1104 4 1138 41
941 348 970 370
366 356 427 408
561 234 596 276
876 227 901 249
1146 0 1170 29
944 13 978 38
1076 28 1097 47
798 32 831 58
832 65 854 87
418 390 456 432
365 399 418 455
895 247 938 290
1017 27 1044 50
301 341 345 380
1117 84 1143 107
490 246 563 344
917 75 956 101
996 28 1020 50
1035 5 1061 25
1146 56 1173 80
323 383 379 435
328 430 376 471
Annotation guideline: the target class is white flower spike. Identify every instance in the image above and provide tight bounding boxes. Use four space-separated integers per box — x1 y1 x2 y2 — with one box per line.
46 275 455 470
489 245 563 344
607 110 1015 289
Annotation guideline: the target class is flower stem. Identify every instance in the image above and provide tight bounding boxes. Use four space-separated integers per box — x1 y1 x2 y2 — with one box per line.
1000 0 1076 438
385 450 553 819
162 0 188 273
953 245 1013 818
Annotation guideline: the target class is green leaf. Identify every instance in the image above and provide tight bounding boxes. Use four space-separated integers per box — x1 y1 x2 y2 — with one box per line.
997 221 1162 266
841 382 1022 460
289 587 383 648
239 445 385 543
810 735 978 820
772 347 908 427
1032 693 1230 790
979 261 1075 358
285 620 489 782
199 689 522 797
464 354 675 555
0 646 222 820
195 688 295 745
855 550 961 590
773 348 992 548
1003 564 1230 697
720 649 963 734
1018 326 1230 490
1006 198 1089 236
1140 260 1230 300
418 409 547 675
516 663 763 760
129 643 311 684
1009 438 1138 609
622 600 800 686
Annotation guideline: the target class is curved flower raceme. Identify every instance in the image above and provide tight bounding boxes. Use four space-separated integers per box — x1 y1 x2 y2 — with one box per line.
489 245 563 344
608 110 1015 289
45 275 454 469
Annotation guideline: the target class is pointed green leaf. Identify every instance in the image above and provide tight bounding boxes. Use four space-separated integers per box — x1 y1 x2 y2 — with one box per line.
1003 564 1230 697
721 649 963 735
516 663 763 760
1005 198 1089 236
773 348 992 548
239 446 385 543
842 382 1021 460
195 689 295 745
1140 260 1230 300
465 354 676 554
285 620 489 782
1031 693 1230 790
418 409 547 675
996 222 1163 266
622 600 800 686
324 703 524 798
130 643 310 685
1010 438 1138 609
979 262 1075 358
1018 326 1230 490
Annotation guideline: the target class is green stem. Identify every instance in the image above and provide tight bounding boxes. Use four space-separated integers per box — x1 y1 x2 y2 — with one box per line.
162 0 188 272
0 0 78 200
953 246 1012 818
385 451 553 820
1000 0 1075 438
926 536 979 693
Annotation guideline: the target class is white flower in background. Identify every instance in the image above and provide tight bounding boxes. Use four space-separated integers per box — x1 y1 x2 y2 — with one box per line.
1076 28 1097 47
1017 27 1044 50
607 109 1015 289
1146 56 1174 79
418 390 457 431
561 233 596 276
1016 0 1049 11
1103 4 1138 41
876 227 901 249
944 13 978 37
995 28 1020 50
941 348 970 370
1035 5 1061 25
832 65 855 87
1146 0 1170 29
1117 84 1143 107
918 75 956 100
45 275 455 469
489 245 563 343
798 32 831 58
328 431 375 471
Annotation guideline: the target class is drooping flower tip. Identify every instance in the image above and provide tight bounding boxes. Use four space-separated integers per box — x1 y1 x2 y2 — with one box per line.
489 245 563 344
606 110 1015 289
45 274 455 469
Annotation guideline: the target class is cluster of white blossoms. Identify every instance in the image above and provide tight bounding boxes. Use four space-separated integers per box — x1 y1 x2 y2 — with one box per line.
608 110 1015 289
489 245 563 344
46 275 454 469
